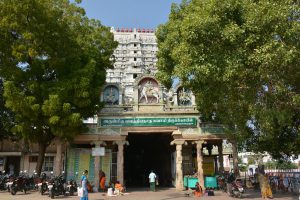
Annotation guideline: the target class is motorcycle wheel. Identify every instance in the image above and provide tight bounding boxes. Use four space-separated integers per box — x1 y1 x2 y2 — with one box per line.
71 187 76 196
50 189 55 199
39 187 44 195
11 187 17 195
238 192 242 199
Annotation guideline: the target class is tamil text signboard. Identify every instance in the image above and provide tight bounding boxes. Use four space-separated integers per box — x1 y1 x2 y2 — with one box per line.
92 147 105 156
100 117 197 127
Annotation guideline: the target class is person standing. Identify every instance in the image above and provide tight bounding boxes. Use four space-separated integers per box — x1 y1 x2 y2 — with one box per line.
99 169 106 192
226 171 235 195
80 170 89 200
149 170 157 192
283 175 289 192
259 173 273 199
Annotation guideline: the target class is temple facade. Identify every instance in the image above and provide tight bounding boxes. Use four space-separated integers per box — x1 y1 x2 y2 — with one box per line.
0 27 235 190
67 28 234 190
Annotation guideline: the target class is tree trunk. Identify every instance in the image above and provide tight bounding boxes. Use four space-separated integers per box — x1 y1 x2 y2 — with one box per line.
54 138 62 176
231 140 240 177
36 142 47 176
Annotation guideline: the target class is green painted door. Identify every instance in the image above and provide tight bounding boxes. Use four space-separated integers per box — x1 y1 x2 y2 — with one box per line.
66 148 112 187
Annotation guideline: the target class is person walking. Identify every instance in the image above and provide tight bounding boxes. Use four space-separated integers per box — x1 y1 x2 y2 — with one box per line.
80 170 89 200
149 170 157 192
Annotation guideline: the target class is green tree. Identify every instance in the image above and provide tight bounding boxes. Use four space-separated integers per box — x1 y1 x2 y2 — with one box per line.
276 160 298 169
156 0 300 159
247 153 265 165
247 156 256 165
238 156 247 172
265 160 298 169
0 0 117 175
0 79 14 140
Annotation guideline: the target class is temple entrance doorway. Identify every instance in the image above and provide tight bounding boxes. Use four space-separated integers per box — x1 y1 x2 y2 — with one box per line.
124 133 174 187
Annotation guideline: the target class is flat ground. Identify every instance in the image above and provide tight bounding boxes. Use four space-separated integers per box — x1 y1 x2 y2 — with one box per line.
0 188 299 200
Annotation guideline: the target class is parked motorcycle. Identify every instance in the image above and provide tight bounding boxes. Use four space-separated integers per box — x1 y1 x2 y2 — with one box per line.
66 179 77 196
230 178 244 198
26 172 39 191
0 172 9 191
48 173 66 199
9 173 30 195
37 172 49 195
5 174 14 192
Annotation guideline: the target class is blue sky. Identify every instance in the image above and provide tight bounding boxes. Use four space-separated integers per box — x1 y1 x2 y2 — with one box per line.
77 0 182 28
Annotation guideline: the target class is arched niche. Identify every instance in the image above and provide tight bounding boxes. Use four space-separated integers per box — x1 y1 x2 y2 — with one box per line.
101 84 121 105
138 77 160 104
133 76 162 104
176 86 193 106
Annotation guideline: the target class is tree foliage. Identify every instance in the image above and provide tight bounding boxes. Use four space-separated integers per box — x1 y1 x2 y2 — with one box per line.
0 79 14 140
0 0 117 174
265 160 298 169
156 0 300 159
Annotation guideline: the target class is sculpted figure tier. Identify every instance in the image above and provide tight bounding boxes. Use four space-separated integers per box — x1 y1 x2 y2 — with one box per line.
139 80 160 104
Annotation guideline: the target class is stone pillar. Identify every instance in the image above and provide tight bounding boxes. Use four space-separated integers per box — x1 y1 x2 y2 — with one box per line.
93 141 106 192
54 138 63 176
218 141 224 173
191 91 196 106
171 140 186 190
194 140 205 189
159 85 164 104
116 141 128 185
174 92 178 106
93 142 100 192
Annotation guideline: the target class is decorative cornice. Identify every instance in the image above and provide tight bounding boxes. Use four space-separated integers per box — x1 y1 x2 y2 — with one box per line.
98 128 120 135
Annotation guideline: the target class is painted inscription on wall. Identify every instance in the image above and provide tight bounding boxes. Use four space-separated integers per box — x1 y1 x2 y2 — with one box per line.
100 117 197 127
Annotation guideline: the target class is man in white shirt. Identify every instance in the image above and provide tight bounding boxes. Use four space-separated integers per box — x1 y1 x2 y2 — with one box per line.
148 170 156 192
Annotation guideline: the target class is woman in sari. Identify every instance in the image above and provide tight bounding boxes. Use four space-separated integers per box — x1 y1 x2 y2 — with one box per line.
99 169 106 192
80 170 89 200
259 173 273 199
194 182 203 197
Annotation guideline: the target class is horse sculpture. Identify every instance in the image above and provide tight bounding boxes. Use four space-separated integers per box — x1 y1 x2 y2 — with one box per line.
139 82 160 103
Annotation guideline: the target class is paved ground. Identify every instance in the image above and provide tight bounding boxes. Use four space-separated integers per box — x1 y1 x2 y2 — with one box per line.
0 188 299 200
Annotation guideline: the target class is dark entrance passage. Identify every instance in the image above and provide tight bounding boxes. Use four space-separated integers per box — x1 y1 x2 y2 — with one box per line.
5 156 20 176
124 133 174 187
